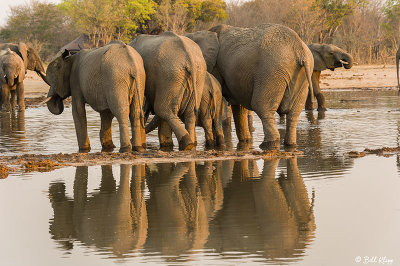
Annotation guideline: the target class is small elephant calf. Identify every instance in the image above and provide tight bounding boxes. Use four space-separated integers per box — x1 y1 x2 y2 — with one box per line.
0 49 26 112
44 43 146 153
146 72 225 149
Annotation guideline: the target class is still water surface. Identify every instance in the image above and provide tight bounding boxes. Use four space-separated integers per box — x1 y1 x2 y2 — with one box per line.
0 89 400 265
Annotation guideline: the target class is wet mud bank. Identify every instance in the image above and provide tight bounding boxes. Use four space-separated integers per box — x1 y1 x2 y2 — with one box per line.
349 146 400 158
0 149 303 177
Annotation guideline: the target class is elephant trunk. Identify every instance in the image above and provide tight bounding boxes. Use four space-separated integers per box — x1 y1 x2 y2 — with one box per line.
46 86 64 115
38 70 51 86
337 53 353 69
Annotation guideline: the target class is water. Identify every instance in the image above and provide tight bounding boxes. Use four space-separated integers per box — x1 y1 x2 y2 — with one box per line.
0 89 400 265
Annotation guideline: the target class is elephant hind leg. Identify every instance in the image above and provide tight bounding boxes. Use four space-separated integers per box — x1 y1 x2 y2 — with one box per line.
251 76 286 151
231 104 252 142
100 110 115 152
129 100 145 152
284 84 309 148
158 118 174 150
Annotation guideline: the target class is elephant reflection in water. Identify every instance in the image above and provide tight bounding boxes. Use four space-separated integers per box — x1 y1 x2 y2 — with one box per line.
144 162 211 257
0 111 25 152
206 158 315 261
48 164 148 257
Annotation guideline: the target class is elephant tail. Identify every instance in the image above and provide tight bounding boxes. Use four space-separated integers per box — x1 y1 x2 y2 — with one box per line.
186 68 198 118
396 48 400 93
302 58 314 101
130 75 145 128
145 115 159 134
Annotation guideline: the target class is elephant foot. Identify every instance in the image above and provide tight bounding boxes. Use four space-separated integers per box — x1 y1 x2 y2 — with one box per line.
160 141 174 149
238 137 252 143
101 142 116 152
132 146 145 152
237 141 252 151
216 135 225 148
79 146 91 153
283 142 297 152
305 97 314 110
119 146 132 153
179 134 195 151
317 107 327 112
259 140 280 151
205 139 215 149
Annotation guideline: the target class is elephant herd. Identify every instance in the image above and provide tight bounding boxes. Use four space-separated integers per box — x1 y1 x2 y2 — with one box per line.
0 23 355 153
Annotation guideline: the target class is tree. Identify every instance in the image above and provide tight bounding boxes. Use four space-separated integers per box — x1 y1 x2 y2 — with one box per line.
58 0 156 45
0 0 78 61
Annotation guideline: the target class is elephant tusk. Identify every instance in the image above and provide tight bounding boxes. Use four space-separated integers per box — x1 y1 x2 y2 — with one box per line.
40 96 53 105
340 59 349 65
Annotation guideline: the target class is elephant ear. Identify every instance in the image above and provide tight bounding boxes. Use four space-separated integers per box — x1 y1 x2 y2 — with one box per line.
185 31 219 72
18 42 29 71
308 44 327 72
18 56 26 83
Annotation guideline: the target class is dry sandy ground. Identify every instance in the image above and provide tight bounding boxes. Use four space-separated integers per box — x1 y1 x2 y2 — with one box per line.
319 64 397 90
0 64 398 177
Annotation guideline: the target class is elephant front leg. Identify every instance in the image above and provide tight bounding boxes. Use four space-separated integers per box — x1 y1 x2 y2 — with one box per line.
100 110 115 152
231 104 252 142
248 110 255 132
10 89 16 112
2 84 11 112
16 82 25 112
312 71 327 111
72 99 91 153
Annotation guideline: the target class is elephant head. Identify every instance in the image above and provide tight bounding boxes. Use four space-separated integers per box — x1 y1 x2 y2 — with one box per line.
308 43 353 71
19 42 50 85
0 49 25 87
185 31 220 73
44 50 73 115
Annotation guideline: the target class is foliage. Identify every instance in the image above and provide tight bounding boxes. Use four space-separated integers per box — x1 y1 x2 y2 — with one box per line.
0 0 78 61
58 0 156 44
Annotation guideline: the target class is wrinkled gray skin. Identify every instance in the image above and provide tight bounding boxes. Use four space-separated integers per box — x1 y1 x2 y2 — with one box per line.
187 25 314 150
0 49 26 112
306 43 353 111
46 43 146 153
146 72 225 148
0 42 50 85
129 32 206 151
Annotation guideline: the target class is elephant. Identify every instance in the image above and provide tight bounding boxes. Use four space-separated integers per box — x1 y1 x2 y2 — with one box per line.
185 24 314 150
0 49 26 111
206 158 315 261
44 42 146 153
306 43 354 111
0 42 50 85
49 164 148 255
145 72 225 149
129 31 207 151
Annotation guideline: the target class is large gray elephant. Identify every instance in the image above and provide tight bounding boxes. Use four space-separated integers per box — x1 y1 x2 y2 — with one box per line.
129 32 206 151
186 24 314 150
0 49 26 111
145 72 225 148
0 42 50 85
306 43 353 111
44 42 146 153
